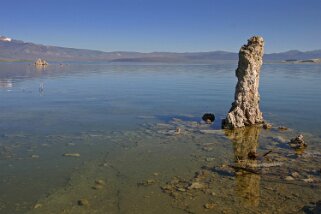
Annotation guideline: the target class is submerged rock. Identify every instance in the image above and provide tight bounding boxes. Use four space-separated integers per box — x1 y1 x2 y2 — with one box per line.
302 177 315 183
291 172 300 178
188 182 206 190
285 176 295 181
223 36 264 129
138 179 156 186
77 199 89 206
312 201 321 213
33 203 42 209
95 179 106 186
31 154 39 159
63 153 80 157
92 179 106 190
175 127 181 134
278 126 288 131
204 203 216 209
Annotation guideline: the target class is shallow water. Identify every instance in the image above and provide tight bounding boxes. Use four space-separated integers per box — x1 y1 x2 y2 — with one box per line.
0 62 320 213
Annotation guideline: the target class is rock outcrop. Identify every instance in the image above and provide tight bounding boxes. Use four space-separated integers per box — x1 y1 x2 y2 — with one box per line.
35 58 48 66
288 134 307 149
223 36 264 129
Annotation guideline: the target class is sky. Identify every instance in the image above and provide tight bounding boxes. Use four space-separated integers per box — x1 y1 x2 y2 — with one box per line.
1 0 321 53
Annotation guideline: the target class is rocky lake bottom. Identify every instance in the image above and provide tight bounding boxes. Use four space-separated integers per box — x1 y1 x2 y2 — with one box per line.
0 63 320 213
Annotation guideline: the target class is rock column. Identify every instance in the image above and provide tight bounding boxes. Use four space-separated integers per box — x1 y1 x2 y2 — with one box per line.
223 36 264 129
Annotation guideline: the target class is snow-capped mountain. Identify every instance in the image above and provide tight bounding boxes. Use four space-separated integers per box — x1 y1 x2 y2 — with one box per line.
0 36 12 42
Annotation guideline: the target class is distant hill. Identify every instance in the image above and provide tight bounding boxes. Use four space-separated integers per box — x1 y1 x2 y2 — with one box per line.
1 36 321 63
265 50 321 61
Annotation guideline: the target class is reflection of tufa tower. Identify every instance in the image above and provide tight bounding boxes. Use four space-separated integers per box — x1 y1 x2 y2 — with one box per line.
223 36 264 129
0 79 13 88
225 126 261 207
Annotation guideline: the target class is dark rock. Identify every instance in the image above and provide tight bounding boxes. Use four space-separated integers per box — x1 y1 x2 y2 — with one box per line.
202 113 215 124
77 199 89 206
289 134 307 149
302 200 321 214
313 201 321 214
248 150 258 160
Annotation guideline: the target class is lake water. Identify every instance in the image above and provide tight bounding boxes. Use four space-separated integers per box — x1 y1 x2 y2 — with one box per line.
0 62 320 213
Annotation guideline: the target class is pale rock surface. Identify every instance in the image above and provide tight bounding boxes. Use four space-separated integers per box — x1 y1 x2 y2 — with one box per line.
223 36 264 129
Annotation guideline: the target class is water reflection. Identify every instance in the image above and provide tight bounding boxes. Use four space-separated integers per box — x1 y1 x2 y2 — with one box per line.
39 82 45 96
0 79 13 88
225 126 261 207
35 64 47 72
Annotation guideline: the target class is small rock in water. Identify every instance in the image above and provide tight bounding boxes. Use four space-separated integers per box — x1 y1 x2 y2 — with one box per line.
278 126 288 131
302 177 314 183
92 185 104 190
202 113 215 124
33 203 42 209
289 134 307 149
202 147 213 152
291 172 300 178
95 179 106 186
188 182 206 190
31 155 39 159
175 127 181 134
63 153 80 157
205 157 215 162
263 122 272 129
177 187 186 192
204 203 216 209
93 179 106 190
138 179 156 186
77 199 90 206
285 176 295 181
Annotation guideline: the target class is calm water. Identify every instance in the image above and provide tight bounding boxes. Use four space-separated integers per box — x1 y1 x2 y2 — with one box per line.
0 62 320 213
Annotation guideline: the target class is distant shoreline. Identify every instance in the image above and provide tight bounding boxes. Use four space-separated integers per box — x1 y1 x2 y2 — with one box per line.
0 58 321 65
0 59 32 63
281 58 321 64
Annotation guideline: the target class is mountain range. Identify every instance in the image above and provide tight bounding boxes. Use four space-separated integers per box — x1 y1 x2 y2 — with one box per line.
1 36 321 63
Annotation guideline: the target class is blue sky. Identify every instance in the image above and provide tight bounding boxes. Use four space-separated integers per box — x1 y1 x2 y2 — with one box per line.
1 0 321 53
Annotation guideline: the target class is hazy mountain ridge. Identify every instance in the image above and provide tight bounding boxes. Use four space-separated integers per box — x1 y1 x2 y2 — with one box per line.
1 37 321 63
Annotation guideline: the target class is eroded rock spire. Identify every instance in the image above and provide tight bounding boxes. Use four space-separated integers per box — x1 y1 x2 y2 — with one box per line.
223 36 264 129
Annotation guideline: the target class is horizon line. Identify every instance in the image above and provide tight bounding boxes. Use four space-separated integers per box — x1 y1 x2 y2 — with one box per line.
2 35 321 55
